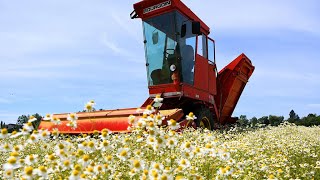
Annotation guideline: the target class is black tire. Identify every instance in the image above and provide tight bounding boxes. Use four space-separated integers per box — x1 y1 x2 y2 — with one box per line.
194 106 214 130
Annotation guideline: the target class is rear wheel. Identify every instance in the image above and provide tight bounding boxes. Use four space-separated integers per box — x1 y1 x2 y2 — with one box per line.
194 106 214 130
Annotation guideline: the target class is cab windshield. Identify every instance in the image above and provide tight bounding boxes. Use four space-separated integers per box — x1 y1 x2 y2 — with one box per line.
143 11 196 86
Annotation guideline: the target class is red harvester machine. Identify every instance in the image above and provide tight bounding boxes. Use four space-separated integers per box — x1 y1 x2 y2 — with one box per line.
39 0 254 133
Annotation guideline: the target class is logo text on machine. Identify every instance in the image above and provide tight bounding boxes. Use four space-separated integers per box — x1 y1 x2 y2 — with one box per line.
143 0 171 14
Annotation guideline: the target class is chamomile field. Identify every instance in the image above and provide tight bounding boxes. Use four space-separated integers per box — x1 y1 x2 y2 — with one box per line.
0 103 319 179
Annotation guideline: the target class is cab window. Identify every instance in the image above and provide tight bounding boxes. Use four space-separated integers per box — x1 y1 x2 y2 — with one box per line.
197 35 207 58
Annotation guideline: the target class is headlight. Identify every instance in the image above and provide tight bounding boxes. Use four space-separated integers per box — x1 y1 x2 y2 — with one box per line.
170 64 176 72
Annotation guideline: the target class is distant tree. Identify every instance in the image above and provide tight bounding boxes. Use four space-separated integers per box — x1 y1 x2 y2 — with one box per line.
250 117 258 126
0 121 6 128
16 113 42 129
268 115 284 126
288 110 300 123
258 116 269 125
31 113 42 130
17 115 28 125
237 115 249 126
298 114 320 126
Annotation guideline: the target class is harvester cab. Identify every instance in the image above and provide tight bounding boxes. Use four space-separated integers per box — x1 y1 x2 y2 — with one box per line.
38 0 254 133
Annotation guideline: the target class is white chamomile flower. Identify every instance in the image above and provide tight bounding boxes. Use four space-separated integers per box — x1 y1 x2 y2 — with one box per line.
167 119 180 130
186 112 197 121
28 115 37 123
43 114 52 121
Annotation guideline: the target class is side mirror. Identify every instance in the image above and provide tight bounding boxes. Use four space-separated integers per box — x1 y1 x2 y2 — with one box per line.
181 24 186 38
152 31 159 44
192 21 201 35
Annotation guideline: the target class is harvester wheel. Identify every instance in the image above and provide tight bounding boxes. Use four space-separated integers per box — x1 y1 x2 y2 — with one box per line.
194 107 214 130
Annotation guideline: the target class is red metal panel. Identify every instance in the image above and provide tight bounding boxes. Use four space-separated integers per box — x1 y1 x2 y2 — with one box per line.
208 63 217 95
133 0 210 35
148 83 181 95
194 54 208 91
215 53 255 124
182 84 210 103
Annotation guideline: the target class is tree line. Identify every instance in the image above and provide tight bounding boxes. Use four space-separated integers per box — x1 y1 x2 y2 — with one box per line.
237 110 320 127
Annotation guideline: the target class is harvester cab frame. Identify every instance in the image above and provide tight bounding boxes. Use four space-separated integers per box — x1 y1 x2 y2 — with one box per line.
39 0 254 133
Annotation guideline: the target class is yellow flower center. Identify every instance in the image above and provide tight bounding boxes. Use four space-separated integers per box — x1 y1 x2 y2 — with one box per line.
5 170 12 176
97 165 103 171
87 166 94 172
52 130 59 136
176 166 183 171
161 175 168 180
39 166 47 172
74 164 81 171
169 119 176 126
133 160 141 168
86 104 92 110
29 155 34 161
151 169 158 177
83 155 90 161
102 141 109 147
185 142 191 148
104 163 108 168
25 166 33 176
268 174 275 179
195 147 200 153
106 155 112 161
1 128 8 134
42 132 48 137
88 141 94 148
205 143 212 149
82 141 88 147
11 151 19 156
64 160 70 166
157 138 163 144
48 154 55 161
93 130 99 136
120 150 127 157
154 163 160 169
169 140 174 145
226 166 231 170
72 170 80 176
7 156 17 164
143 169 148 175
30 135 36 141
4 144 9 149
146 105 152 110
221 168 227 174
58 144 64 149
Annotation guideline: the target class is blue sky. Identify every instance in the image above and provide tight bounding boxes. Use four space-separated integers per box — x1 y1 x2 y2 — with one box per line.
0 0 319 124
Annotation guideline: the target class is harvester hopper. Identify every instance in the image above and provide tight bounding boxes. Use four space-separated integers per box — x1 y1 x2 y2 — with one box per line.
39 0 254 133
